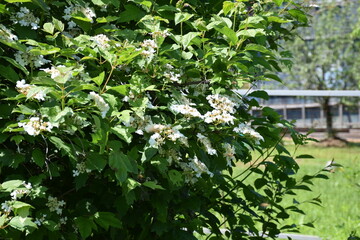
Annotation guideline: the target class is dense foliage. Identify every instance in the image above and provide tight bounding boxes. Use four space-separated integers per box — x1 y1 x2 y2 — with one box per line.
0 0 322 239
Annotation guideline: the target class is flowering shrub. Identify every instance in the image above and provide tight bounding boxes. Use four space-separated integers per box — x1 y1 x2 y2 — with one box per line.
0 0 322 239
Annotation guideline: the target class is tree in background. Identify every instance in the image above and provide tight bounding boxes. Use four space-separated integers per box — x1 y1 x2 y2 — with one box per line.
283 0 360 139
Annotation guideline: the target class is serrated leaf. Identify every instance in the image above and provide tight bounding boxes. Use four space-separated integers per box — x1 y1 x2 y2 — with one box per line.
238 29 265 38
43 23 54 34
92 71 105 86
9 216 37 232
74 217 96 239
107 85 129 95
180 32 200 48
52 17 64 32
174 12 194 25
32 148 45 167
273 0 283 6
2 180 23 190
109 151 128 183
214 26 238 45
1 56 29 75
111 125 133 144
49 136 76 160
118 4 145 23
94 212 122 231
143 181 165 190
248 90 269 100
223 1 234 15
288 9 308 24
245 44 272 55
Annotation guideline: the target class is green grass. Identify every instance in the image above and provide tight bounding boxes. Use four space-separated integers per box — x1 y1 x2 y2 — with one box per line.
252 143 360 240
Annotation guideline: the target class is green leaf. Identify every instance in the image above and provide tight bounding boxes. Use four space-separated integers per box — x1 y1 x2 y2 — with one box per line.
2 180 23 190
248 90 269 100
288 9 308 24
9 216 37 232
49 136 76 160
111 125 133 144
1 56 29 75
214 26 238 45
109 151 129 183
0 65 19 82
43 23 54 35
32 0 49 11
245 44 272 55
32 149 45 167
168 170 183 186
52 17 64 32
264 73 282 82
238 29 265 38
13 201 33 217
223 1 234 15
92 71 105 86
10 135 24 145
174 12 194 25
0 215 7 227
273 0 283 6
74 217 96 239
143 181 165 190
180 32 200 48
94 212 122 231
118 4 145 23
87 153 107 172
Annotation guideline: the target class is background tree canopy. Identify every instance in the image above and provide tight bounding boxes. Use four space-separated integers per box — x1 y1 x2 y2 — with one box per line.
0 0 323 239
281 0 360 138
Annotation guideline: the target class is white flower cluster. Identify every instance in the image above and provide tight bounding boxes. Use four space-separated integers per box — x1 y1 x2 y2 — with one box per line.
138 39 157 59
89 92 110 118
11 7 40 30
0 24 18 42
223 143 236 167
16 79 47 101
15 47 51 68
145 124 188 147
46 196 66 215
149 30 170 38
234 123 264 144
90 34 110 49
63 4 96 29
163 64 181 83
178 155 213 183
10 181 32 200
207 94 236 113
197 133 217 155
203 94 237 125
18 117 53 136
170 104 202 118
72 162 91 177
34 214 47 226
1 201 12 213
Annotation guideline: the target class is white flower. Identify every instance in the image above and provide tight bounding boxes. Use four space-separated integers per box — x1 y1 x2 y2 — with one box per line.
42 66 61 79
46 196 66 215
223 143 236 167
22 181 32 189
178 155 213 183
16 79 47 101
203 110 235 125
206 94 236 113
72 162 91 177
12 7 40 30
63 4 96 24
197 133 217 155
170 104 202 118
89 92 110 118
34 214 47 226
10 189 29 200
18 117 53 136
14 47 50 68
0 24 18 42
90 34 110 49
1 201 12 213
149 30 170 38
141 39 157 49
149 132 162 146
234 123 264 144
60 216 68 225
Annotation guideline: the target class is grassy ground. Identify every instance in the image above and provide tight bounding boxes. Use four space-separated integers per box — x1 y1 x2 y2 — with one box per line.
260 142 360 240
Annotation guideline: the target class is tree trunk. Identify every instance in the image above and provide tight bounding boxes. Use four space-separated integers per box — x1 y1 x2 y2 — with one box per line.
322 97 336 139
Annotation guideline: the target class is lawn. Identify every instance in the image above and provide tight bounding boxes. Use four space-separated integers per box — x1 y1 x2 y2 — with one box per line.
246 142 360 240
